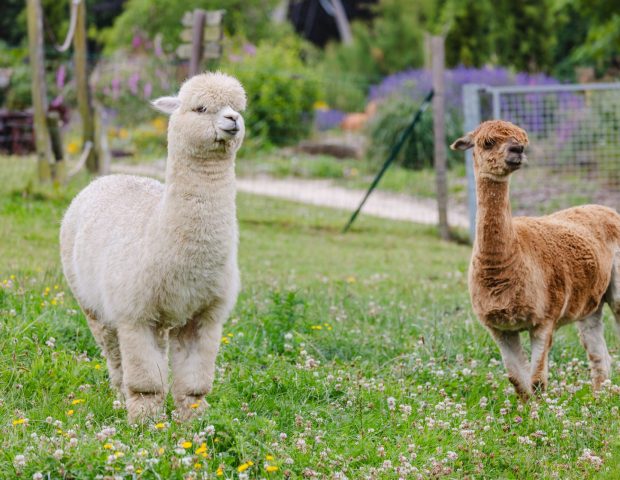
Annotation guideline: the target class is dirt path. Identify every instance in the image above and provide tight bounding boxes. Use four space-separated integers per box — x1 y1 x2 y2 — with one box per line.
111 163 470 229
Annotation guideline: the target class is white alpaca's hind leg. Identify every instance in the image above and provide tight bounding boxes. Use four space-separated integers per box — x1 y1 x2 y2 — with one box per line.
578 307 611 391
117 322 168 423
489 328 532 401
85 311 123 392
170 303 226 420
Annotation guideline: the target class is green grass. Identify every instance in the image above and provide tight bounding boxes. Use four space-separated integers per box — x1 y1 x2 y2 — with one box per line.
1 156 619 479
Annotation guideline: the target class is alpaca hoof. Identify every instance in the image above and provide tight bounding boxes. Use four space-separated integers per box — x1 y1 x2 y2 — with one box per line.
531 380 546 396
126 392 165 423
174 395 208 421
508 376 531 401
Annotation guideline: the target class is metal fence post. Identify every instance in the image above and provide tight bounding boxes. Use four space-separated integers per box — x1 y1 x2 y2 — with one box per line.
462 84 482 243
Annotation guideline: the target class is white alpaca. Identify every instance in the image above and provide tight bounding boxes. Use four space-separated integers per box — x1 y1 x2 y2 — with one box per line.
60 72 246 422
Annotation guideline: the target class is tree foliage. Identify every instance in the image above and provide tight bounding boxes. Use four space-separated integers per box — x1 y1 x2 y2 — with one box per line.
100 0 283 53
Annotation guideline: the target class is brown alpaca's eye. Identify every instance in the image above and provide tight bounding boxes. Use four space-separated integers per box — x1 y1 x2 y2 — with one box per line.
193 106 207 113
483 138 495 149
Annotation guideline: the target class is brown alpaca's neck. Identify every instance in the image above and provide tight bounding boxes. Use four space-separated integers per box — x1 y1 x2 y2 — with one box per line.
474 175 517 261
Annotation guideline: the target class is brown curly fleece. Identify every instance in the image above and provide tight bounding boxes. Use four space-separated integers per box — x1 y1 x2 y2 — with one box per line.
451 120 620 399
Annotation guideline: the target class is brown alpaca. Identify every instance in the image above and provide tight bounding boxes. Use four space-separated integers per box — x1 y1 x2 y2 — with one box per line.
451 120 620 399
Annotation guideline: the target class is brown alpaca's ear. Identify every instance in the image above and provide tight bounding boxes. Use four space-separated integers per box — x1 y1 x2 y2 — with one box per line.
450 133 474 151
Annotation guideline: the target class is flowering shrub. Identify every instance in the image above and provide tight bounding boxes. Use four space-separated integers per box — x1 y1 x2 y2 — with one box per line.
366 66 562 169
91 36 178 126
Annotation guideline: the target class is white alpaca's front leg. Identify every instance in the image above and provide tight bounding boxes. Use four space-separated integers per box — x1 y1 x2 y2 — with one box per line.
170 303 227 420
489 328 532 400
117 322 168 423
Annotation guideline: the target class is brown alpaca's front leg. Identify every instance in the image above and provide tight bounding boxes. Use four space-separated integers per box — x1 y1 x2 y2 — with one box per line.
529 324 554 394
489 328 532 400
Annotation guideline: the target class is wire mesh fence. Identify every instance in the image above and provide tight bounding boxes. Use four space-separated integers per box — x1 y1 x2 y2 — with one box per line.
465 83 620 225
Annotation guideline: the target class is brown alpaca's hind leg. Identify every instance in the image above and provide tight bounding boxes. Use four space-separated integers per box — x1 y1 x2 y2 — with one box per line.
85 310 123 392
577 306 611 391
605 250 620 339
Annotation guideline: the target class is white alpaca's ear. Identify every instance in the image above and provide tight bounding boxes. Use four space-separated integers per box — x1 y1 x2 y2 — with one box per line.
151 96 181 115
450 133 474 151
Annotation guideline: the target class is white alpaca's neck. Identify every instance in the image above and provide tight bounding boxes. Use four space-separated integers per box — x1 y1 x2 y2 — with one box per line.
156 150 237 250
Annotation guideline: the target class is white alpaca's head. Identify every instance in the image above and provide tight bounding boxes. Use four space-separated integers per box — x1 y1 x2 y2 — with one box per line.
152 72 247 159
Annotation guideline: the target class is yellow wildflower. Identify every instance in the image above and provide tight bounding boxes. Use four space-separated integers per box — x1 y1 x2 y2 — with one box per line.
94 364 101 370
181 441 192 449
221 336 230 344
158 447 165 455
154 422 165 429
67 409 74 416
190 402 200 409
216 467 224 476
67 140 80 155
71 399 84 405
238 461 254 472
12 418 25 425
194 462 202 469
103 443 113 450
266 465 279 473
114 451 124 458
311 325 323 330
195 443 207 455
265 455 274 461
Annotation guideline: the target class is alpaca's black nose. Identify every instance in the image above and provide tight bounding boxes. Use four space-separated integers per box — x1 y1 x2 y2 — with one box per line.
509 145 524 154
224 114 238 125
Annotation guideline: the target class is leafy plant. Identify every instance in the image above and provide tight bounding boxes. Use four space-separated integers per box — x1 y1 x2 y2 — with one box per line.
366 95 462 169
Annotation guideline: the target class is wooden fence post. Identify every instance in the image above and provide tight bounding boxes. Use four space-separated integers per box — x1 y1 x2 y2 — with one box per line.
74 0 98 172
432 35 450 241
26 0 54 182
189 9 206 76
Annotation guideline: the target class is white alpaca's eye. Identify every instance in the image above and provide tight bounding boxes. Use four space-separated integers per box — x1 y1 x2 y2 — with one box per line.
193 106 207 113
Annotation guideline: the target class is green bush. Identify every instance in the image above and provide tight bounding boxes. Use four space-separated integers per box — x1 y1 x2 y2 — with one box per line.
225 39 321 146
366 96 462 170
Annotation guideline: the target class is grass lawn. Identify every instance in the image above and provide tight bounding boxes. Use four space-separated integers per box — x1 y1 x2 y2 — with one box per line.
1 156 619 479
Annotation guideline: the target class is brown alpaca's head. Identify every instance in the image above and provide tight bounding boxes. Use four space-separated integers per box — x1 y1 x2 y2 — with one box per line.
450 120 529 179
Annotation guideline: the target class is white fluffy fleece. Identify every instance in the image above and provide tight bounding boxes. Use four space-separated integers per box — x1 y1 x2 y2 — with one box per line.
60 72 246 422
